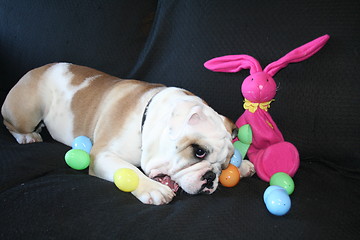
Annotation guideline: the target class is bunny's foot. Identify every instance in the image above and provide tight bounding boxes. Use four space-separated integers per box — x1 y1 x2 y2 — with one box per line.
250 141 299 182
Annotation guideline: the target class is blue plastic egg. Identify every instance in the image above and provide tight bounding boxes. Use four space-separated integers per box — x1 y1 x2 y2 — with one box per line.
263 186 291 216
263 185 285 201
72 136 93 154
230 148 242 168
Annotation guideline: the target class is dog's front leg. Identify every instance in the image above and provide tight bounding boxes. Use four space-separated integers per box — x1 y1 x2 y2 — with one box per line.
90 150 176 205
239 160 256 178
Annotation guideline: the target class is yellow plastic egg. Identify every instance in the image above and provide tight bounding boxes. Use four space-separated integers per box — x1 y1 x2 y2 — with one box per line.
113 168 139 192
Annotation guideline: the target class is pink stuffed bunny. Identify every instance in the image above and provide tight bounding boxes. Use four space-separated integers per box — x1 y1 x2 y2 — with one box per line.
204 35 330 182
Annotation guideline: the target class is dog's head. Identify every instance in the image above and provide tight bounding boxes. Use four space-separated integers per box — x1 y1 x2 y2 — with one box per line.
141 90 237 195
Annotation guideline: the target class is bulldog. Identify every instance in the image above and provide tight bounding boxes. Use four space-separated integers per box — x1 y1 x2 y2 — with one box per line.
2 63 255 205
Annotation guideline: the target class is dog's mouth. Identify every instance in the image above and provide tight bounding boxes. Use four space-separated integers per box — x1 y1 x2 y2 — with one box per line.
152 174 180 193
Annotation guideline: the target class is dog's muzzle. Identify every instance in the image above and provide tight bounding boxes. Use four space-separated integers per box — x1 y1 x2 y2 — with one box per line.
200 171 216 194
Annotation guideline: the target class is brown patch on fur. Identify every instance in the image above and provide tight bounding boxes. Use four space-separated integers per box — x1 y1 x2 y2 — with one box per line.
177 136 208 161
93 81 164 140
181 89 208 105
29 63 56 83
71 78 119 138
70 66 164 141
177 136 194 159
1 63 55 134
177 135 233 170
86 80 165 172
221 117 236 169
182 89 195 96
222 117 238 139
68 64 117 86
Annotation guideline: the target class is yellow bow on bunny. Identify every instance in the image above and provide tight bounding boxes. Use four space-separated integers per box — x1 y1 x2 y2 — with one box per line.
243 99 274 113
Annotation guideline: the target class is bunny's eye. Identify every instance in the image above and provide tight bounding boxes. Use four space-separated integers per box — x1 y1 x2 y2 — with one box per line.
266 79 269 82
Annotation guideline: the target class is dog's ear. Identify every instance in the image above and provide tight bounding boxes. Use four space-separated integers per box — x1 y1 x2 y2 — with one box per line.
169 105 205 140
221 115 238 139
187 106 204 126
169 105 238 140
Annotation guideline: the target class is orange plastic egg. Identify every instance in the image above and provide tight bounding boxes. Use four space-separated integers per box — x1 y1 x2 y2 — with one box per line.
219 164 241 187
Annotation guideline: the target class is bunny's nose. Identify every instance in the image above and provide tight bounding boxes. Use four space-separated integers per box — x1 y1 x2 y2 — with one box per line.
258 84 264 90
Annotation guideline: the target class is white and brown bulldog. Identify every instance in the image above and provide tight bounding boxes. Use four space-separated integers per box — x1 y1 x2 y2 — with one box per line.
1 63 255 205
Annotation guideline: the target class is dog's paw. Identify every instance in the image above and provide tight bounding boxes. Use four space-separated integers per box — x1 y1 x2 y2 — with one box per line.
10 131 43 144
239 160 256 178
132 178 176 205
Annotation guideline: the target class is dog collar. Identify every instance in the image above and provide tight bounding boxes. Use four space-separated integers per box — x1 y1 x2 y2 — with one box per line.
141 91 161 133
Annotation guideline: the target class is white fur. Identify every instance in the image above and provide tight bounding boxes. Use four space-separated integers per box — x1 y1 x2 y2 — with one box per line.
140 88 232 195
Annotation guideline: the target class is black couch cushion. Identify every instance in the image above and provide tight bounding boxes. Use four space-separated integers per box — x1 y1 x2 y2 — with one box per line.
1 0 359 239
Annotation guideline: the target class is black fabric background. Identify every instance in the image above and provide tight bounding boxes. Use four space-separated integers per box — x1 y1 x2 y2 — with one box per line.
128 0 360 170
1 0 360 239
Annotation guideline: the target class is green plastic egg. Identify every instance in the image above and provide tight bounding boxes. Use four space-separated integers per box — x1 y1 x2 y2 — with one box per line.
65 149 91 170
238 124 252 144
270 172 295 195
233 141 249 160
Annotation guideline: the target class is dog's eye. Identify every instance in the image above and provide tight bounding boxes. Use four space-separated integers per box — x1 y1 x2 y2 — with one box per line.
196 149 206 158
192 144 207 159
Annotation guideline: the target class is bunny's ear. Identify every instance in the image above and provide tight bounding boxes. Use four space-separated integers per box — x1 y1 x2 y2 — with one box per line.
263 34 330 77
204 55 262 74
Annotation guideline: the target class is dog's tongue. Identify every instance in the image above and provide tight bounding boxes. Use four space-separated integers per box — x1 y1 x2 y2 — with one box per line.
153 175 179 193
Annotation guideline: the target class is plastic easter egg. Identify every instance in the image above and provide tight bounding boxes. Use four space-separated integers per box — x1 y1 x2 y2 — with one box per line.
114 168 139 192
65 149 91 170
270 172 295 195
219 164 240 187
233 141 247 160
263 185 285 202
264 186 291 216
72 136 93 154
238 124 252 144
230 148 242 168
233 141 241 152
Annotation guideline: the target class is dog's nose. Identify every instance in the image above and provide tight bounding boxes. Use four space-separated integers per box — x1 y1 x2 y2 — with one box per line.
201 171 216 189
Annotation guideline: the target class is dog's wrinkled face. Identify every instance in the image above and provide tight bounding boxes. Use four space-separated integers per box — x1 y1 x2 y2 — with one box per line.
142 100 235 195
